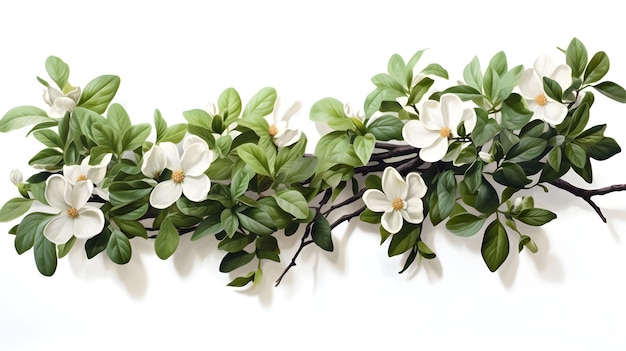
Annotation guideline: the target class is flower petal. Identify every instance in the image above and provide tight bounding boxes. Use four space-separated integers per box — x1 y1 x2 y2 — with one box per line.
66 87 81 103
419 137 449 162
462 107 477 134
551 64 573 91
440 94 463 128
49 97 76 118
406 172 427 199
519 69 543 98
183 134 209 151
182 175 211 202
141 145 167 178
274 128 300 148
150 180 182 209
402 120 440 149
70 180 94 209
420 100 444 130
382 210 403 234
43 215 74 245
281 100 302 121
541 102 568 125
534 55 556 77
45 174 71 210
402 198 424 224
160 142 181 170
180 143 212 176
63 164 83 186
381 167 408 201
363 189 392 213
73 207 105 240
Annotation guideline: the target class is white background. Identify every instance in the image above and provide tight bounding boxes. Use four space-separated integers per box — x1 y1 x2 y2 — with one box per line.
1 1 625 350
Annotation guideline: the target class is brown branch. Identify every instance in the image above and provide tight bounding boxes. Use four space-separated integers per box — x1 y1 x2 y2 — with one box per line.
548 179 626 223
275 223 314 287
330 205 367 230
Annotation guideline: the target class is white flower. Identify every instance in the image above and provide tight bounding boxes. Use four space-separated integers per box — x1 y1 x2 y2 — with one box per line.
402 94 476 162
265 98 301 148
43 174 104 244
141 144 167 179
10 169 23 185
362 167 427 234
344 103 364 121
519 55 572 125
479 151 494 163
43 86 81 118
149 141 213 209
63 154 113 200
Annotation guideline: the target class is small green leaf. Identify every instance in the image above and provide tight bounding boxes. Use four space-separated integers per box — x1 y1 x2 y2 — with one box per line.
107 103 132 133
191 216 224 241
237 143 272 177
57 236 76 259
436 170 456 219
463 56 483 91
33 129 63 148
488 51 508 76
0 198 34 222
417 241 436 259
28 148 63 167
500 93 533 130
515 208 557 226
0 106 52 133
15 212 54 255
107 229 132 264
360 208 381 224
312 216 333 251
493 162 531 188
227 271 255 287
154 219 179 260
543 77 563 102
366 115 404 141
388 224 420 257
34 229 57 276
421 63 449 79
565 143 587 169
471 109 501 146
566 38 588 78
219 251 255 273
242 87 277 119
353 133 376 165
446 213 486 237
584 51 610 84
221 209 239 238
218 87 242 122
310 97 353 131
586 137 621 160
481 219 509 272
122 123 151 151
45 56 70 90
506 137 547 163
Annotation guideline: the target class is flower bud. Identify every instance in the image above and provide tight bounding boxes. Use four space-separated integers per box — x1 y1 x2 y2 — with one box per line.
478 151 494 163
10 169 23 185
512 197 523 212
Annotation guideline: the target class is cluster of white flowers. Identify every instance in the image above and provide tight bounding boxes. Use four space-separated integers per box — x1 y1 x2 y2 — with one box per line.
43 86 81 118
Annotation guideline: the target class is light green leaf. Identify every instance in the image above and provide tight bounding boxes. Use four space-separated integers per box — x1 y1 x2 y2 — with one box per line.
45 56 70 90
237 143 272 177
273 190 309 219
0 106 53 133
310 97 353 131
33 129 63 148
421 63 449 79
353 133 376 165
463 56 483 91
218 87 242 123
446 213 486 237
122 123 151 151
0 198 34 222
15 212 54 255
242 87 277 119
28 148 63 167
78 75 121 114
221 209 239 238
107 103 132 132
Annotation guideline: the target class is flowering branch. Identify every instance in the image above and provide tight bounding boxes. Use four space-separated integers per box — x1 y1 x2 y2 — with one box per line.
548 179 626 223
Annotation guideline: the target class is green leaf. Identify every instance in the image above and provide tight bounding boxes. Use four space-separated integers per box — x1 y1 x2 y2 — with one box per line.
471 109 501 146
15 212 54 255
463 56 483 91
154 219 179 260
586 137 621 160
353 133 376 165
498 65 524 100
184 109 213 129
481 219 509 272
515 208 557 226
57 236 76 259
114 218 148 239
45 56 70 90
360 208 381 224
584 51 610 84
0 198 34 222
242 87 277 119
191 216 224 241
106 229 132 264
366 115 404 141
463 161 483 193
488 51 508 76
310 97 353 131
230 169 253 199
483 68 500 103
364 87 386 118
237 143 272 177
547 147 562 171
446 213 486 237
566 38 588 78
78 75 121 114
493 162 531 188
33 129 63 148
476 178 499 214
34 230 57 276
388 224 420 257
568 103 590 137
565 143 587 169
436 170 456 219
593 81 626 103
108 180 153 207
283 157 318 184
219 251 255 273
237 208 276 236
543 77 563 102
107 103 132 133
218 87 242 122
122 123 151 151
273 190 309 219
227 271 256 287
506 137 547 163
218 232 254 253
221 209 239 238
0 106 52 133
312 216 333 251
518 235 539 253
500 93 533 130
421 63 448 79
28 148 63 167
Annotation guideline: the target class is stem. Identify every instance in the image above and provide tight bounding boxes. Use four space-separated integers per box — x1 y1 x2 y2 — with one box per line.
548 179 626 223
275 222 314 287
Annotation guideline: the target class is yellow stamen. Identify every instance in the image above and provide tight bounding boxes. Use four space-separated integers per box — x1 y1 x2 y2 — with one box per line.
76 174 88 182
439 127 452 138
268 124 279 137
535 94 548 106
67 207 79 218
172 170 185 183
392 198 404 211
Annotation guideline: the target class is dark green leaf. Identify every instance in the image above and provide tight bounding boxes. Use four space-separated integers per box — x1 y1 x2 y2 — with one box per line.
108 180 153 207
34 229 57 276
15 212 54 255
360 208 381 224
515 208 557 226
506 137 547 163
481 219 509 272
566 38 588 78
584 51 610 84
107 229 132 264
471 109 501 146
366 115 404 141
221 209 239 238
446 213 486 237
388 224 421 257
312 216 333 251
493 162 531 188
417 241 436 259
543 77 563 102
500 93 533 130
436 170 456 219
586 137 621 160
565 143 587 169
154 219 179 260
593 81 626 103
85 230 111 259
227 272 255 287
219 251 255 273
